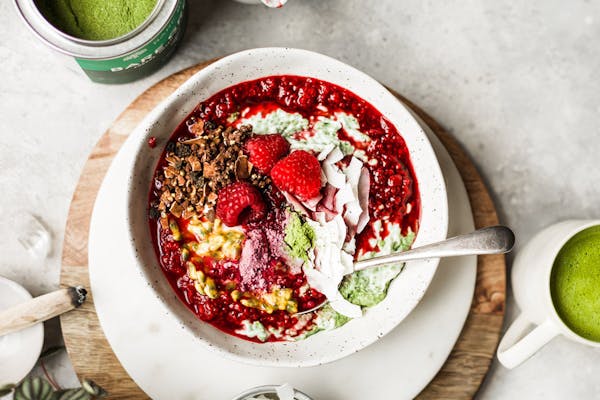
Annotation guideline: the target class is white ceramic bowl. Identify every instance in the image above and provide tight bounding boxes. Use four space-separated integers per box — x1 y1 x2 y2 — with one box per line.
126 48 448 367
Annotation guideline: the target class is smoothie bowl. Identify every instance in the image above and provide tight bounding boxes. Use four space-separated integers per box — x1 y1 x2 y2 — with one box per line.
127 48 448 366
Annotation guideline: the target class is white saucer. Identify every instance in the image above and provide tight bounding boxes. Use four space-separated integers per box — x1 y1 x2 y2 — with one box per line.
88 115 476 399
0 276 44 386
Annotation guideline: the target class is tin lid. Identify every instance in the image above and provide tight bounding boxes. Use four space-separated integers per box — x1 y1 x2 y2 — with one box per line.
13 0 178 59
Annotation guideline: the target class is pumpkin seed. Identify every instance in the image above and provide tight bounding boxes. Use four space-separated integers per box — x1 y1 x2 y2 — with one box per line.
186 262 197 279
204 277 218 299
286 300 298 314
181 248 190 261
241 298 259 308
168 219 182 241
195 269 206 283
194 281 205 295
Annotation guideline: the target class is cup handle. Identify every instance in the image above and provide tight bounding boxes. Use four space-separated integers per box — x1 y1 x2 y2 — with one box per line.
497 314 559 369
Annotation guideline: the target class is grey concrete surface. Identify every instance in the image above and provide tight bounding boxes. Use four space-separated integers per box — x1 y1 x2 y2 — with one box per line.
1 0 599 398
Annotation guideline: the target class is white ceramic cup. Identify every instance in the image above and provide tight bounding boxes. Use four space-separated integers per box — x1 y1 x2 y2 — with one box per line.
497 219 600 369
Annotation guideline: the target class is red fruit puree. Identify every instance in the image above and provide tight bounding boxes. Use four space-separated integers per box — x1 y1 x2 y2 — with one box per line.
148 75 420 342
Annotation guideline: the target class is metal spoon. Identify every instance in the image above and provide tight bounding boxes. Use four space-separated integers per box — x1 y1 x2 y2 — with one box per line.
296 225 515 315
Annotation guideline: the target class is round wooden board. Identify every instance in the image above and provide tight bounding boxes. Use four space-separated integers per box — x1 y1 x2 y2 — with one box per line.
60 60 506 399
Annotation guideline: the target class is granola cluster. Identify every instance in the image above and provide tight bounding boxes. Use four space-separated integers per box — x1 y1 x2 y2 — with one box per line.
150 121 271 226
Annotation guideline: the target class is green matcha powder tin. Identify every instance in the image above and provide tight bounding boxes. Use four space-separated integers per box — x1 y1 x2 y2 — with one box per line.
14 0 187 84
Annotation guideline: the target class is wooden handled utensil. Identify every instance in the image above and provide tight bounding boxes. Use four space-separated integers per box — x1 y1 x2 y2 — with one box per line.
0 286 87 337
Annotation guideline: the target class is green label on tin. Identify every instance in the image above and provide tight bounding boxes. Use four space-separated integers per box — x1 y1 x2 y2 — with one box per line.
75 0 185 72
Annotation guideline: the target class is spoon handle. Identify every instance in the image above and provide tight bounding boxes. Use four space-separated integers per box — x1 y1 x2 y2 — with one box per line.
353 225 515 272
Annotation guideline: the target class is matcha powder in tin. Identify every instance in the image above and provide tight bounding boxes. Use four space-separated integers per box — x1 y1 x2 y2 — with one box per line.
36 0 158 41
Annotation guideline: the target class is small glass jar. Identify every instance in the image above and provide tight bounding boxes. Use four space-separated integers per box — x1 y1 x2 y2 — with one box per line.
232 0 289 7
231 385 313 400
14 0 187 84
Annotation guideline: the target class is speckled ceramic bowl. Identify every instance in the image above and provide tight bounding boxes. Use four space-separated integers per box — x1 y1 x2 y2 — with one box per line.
126 48 448 367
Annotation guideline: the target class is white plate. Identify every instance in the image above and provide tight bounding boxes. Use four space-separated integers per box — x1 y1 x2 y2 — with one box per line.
124 48 448 366
0 276 44 386
88 112 476 399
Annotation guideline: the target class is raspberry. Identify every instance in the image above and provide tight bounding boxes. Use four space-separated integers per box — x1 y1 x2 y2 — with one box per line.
216 182 267 227
270 150 322 201
244 134 290 174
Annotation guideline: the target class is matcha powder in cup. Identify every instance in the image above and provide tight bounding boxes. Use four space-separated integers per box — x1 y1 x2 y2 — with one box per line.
36 0 158 41
15 0 187 83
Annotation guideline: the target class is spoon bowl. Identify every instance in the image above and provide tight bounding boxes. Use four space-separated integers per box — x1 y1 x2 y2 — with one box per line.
297 225 515 315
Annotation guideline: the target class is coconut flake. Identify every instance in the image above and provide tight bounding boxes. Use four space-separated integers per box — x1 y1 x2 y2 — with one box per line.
325 146 344 164
322 146 346 189
335 156 369 238
340 250 354 275
344 200 362 227
320 168 327 187
320 183 337 211
302 193 323 212
345 157 363 188
283 191 309 216
323 161 346 189
315 204 337 222
343 237 356 254
333 212 348 244
317 143 336 161
335 183 354 212
357 166 371 233
304 215 362 318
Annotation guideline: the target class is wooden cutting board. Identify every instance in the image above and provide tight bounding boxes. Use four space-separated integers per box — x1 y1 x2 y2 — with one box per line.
60 60 506 399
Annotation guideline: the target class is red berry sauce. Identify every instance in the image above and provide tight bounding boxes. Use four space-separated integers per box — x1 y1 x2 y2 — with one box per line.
148 75 420 342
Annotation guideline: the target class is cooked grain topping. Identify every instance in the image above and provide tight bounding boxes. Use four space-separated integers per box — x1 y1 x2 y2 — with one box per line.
150 123 270 223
